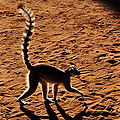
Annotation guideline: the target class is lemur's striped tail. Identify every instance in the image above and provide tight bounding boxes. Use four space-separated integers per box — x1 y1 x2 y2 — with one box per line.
18 4 35 70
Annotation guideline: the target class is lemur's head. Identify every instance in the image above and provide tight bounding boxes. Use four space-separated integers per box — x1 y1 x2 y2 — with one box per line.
65 65 80 76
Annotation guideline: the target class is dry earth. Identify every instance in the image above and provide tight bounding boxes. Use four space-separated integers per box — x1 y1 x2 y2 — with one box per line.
0 0 120 119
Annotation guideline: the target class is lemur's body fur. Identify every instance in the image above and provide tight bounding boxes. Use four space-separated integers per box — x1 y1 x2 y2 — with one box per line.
17 4 83 104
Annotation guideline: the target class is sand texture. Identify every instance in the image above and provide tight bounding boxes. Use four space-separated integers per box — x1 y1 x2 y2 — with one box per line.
0 0 120 119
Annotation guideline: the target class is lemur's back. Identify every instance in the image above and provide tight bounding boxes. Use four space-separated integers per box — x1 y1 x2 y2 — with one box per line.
32 64 68 84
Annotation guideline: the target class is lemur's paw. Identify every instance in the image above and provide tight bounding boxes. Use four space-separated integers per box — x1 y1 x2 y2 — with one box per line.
52 98 60 102
17 99 29 106
44 98 54 103
21 100 29 105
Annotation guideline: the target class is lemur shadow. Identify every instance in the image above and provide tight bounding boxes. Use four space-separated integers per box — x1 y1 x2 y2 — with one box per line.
20 103 49 120
44 101 58 120
20 101 58 120
55 101 88 120
20 101 88 120
44 101 88 120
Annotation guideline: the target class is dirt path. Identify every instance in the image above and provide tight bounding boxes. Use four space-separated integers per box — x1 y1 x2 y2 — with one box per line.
0 0 120 119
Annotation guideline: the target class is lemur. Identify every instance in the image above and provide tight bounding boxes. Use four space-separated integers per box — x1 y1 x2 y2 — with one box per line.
17 4 84 105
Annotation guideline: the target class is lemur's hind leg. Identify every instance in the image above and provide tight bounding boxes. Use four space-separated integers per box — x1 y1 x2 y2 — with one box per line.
52 84 59 101
40 80 49 101
17 72 38 104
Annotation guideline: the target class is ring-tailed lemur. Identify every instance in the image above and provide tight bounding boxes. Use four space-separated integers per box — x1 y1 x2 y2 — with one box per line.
17 4 83 105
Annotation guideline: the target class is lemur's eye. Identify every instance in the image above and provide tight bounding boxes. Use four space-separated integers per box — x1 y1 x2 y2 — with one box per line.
70 70 74 73
69 68 76 74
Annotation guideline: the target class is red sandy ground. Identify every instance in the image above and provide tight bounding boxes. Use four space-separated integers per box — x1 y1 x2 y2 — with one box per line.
0 0 120 119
